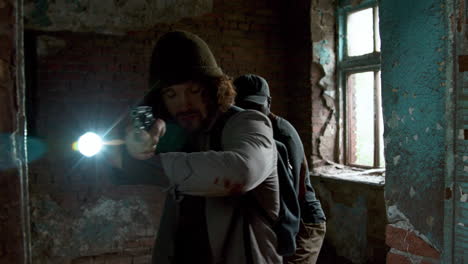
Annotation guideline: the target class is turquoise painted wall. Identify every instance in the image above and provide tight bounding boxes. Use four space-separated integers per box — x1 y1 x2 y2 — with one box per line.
313 178 388 264
380 0 448 250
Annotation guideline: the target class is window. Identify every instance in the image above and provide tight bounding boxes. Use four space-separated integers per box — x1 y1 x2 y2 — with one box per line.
337 0 384 168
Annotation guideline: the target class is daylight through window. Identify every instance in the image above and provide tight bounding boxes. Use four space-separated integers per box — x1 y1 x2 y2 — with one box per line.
338 0 384 168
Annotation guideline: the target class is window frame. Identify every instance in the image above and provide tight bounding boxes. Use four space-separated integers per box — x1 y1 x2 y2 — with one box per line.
337 0 383 169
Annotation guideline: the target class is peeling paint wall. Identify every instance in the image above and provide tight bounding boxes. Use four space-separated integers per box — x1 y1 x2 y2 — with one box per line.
312 177 388 264
380 0 449 260
308 1 388 263
310 0 337 165
311 0 335 91
24 0 214 34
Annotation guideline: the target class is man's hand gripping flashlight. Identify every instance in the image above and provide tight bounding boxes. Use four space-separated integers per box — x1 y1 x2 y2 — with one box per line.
75 106 166 159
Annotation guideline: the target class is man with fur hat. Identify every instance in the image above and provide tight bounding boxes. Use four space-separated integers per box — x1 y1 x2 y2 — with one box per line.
234 74 326 264
109 31 281 264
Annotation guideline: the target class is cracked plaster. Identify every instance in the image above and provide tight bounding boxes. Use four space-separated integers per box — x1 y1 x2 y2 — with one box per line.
386 205 440 252
31 194 155 259
24 0 213 34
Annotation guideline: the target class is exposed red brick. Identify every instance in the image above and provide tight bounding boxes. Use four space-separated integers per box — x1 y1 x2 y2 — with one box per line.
386 225 441 259
387 251 441 264
445 187 452 200
386 252 414 264
459 55 468 72
421 260 440 264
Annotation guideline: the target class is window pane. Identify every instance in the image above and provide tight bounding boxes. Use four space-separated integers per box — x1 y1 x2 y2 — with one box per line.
377 71 385 167
347 72 374 166
375 7 381 52
347 8 373 56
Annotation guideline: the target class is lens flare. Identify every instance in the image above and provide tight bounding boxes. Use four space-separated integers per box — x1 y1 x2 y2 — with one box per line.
77 132 103 157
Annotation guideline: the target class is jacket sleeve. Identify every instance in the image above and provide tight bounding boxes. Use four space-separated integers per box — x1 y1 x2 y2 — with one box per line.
110 152 170 187
159 110 277 197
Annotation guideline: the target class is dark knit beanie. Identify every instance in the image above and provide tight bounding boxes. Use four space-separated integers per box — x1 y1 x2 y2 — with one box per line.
148 31 223 91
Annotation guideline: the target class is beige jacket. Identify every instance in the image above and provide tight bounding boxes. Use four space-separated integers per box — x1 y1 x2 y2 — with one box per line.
153 109 281 264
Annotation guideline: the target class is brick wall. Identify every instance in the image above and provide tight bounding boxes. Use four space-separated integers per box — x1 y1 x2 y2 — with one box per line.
0 0 25 263
282 0 314 161
385 225 441 264
30 32 164 262
28 0 312 262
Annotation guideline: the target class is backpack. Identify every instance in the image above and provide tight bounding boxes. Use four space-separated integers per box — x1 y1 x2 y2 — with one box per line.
211 106 301 257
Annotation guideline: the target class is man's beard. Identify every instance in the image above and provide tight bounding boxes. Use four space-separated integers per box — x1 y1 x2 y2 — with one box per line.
176 110 204 132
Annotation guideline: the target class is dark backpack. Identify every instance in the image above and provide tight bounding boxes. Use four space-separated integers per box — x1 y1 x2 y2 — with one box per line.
211 106 301 257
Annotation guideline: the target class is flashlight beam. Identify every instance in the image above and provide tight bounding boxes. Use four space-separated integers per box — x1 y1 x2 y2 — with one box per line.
104 139 126 146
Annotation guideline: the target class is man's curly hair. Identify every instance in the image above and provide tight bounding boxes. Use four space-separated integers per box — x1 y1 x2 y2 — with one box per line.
203 74 237 113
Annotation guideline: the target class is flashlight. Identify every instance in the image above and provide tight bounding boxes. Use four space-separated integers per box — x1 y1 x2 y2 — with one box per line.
74 106 156 157
75 132 103 157
73 132 125 157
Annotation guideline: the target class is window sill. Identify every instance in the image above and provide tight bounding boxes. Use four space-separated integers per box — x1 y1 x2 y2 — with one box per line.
311 163 385 187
